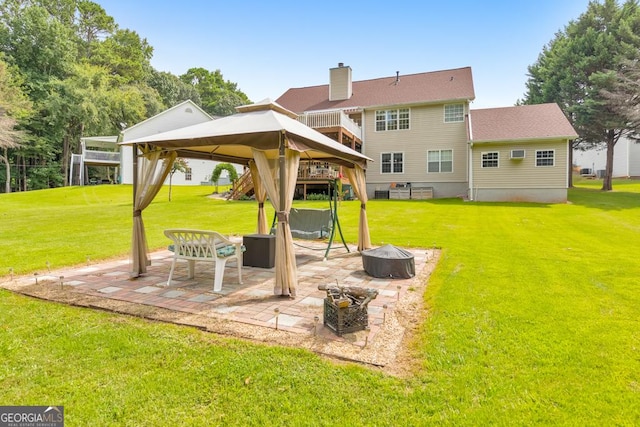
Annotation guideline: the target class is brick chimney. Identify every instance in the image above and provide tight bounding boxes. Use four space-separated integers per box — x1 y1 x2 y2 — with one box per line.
329 63 352 101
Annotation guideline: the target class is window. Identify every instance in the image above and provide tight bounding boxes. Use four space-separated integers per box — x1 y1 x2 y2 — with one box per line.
185 167 192 181
444 104 464 123
482 152 499 168
536 150 555 167
375 108 410 131
427 149 453 173
381 152 403 174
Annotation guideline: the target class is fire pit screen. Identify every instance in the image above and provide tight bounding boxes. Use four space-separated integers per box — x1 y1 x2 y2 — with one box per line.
318 284 378 336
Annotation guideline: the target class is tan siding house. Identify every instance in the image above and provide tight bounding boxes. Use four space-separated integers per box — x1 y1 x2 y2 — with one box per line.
470 104 578 202
276 65 578 203
365 104 469 196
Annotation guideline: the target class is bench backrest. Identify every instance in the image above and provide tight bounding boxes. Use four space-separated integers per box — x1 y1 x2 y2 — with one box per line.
288 208 333 239
164 229 234 259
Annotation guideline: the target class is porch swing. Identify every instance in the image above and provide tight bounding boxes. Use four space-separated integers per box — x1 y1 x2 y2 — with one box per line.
272 179 350 259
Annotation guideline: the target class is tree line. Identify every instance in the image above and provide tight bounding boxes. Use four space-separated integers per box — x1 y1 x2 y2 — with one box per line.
0 0 249 192
3 1 640 193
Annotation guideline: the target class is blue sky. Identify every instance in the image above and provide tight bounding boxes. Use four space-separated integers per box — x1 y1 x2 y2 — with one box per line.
98 0 591 109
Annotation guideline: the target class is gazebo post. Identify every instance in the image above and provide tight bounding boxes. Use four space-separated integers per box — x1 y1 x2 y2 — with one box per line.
279 132 285 215
132 143 138 210
131 143 139 277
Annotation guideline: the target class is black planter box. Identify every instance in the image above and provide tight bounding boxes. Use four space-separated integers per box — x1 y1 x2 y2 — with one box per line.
243 234 275 268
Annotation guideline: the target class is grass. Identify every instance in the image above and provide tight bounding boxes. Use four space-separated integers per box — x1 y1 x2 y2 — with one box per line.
1 179 639 425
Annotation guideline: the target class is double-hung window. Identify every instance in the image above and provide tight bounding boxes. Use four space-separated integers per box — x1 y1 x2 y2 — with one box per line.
381 152 403 174
482 152 499 168
427 149 453 173
536 150 555 166
185 167 192 181
444 104 464 123
376 108 410 131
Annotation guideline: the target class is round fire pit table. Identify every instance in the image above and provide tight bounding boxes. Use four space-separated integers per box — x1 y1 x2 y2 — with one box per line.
361 244 415 279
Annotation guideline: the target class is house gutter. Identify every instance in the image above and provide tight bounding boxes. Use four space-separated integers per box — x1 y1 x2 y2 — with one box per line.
363 96 475 111
471 135 579 144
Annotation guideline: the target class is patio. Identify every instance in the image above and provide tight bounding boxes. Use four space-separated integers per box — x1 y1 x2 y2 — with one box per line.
2 241 437 368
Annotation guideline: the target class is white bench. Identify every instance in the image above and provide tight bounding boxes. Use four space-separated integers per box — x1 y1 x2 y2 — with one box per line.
164 229 244 292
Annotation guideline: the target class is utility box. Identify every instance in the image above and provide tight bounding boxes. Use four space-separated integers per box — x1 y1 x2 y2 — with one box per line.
242 234 275 268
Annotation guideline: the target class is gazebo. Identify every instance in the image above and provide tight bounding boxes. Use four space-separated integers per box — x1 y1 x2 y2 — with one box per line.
121 99 372 297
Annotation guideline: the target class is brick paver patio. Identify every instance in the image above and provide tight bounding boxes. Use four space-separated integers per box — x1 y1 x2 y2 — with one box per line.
2 242 436 366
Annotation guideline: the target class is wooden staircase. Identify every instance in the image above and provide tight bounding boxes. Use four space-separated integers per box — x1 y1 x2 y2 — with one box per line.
226 171 254 200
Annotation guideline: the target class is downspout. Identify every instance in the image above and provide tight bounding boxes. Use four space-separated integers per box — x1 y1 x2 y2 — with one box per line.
565 139 570 189
467 107 474 201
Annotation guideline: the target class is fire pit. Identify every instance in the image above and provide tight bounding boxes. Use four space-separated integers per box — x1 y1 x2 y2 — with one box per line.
361 244 415 279
318 284 378 336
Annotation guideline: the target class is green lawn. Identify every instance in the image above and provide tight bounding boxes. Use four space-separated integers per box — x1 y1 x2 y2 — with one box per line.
1 180 639 425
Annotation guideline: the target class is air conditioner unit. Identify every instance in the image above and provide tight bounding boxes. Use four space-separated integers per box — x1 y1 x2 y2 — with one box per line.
510 149 525 159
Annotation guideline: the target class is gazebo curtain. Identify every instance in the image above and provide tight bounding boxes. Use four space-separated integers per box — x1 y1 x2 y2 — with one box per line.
131 146 177 277
252 146 300 297
248 159 268 234
344 164 372 251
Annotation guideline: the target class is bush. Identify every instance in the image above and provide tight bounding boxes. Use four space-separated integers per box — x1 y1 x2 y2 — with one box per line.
306 193 329 200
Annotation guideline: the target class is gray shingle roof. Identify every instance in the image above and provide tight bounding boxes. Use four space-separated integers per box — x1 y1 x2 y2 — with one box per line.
276 67 475 113
471 103 578 142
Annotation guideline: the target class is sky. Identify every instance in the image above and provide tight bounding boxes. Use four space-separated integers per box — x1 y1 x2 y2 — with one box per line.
97 0 592 110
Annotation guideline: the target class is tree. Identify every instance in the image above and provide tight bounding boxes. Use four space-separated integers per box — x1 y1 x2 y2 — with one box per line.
522 0 640 190
211 163 238 194
0 1 248 191
0 56 32 192
0 5 77 83
168 158 188 201
180 67 250 116
0 3 78 190
75 0 116 59
600 59 640 142
147 69 201 109
92 28 153 84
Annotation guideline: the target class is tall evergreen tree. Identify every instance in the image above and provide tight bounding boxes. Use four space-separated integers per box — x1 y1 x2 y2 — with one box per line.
522 0 640 190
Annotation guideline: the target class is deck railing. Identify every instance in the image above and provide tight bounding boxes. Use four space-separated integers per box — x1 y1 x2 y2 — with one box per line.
83 150 120 163
297 110 361 140
297 161 339 180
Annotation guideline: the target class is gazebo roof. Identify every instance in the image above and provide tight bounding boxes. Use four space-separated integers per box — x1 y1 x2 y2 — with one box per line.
122 99 371 168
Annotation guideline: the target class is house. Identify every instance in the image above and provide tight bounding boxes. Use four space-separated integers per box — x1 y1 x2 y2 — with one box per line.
71 100 242 186
469 104 578 202
70 135 120 185
276 63 578 203
573 137 640 178
120 100 243 185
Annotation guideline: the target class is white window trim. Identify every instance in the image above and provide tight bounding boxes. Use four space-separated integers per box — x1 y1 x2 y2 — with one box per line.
375 108 411 132
427 149 454 173
535 149 555 167
444 104 464 123
481 151 499 168
380 151 405 174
